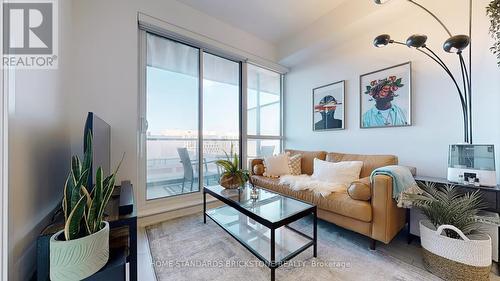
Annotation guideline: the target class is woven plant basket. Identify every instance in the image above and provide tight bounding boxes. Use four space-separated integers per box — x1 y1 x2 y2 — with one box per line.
419 220 491 281
219 174 242 189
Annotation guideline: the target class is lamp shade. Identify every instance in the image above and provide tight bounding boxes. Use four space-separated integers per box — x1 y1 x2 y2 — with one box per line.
373 34 391 47
373 0 392 4
406 34 428 48
443 35 470 53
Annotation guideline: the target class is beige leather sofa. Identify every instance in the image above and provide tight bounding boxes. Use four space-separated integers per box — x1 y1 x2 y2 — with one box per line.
249 149 413 249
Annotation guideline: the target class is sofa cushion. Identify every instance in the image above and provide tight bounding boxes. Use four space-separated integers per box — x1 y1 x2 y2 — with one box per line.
311 158 363 185
263 153 290 177
251 175 372 222
321 192 372 222
285 149 327 175
348 177 371 201
326 152 397 178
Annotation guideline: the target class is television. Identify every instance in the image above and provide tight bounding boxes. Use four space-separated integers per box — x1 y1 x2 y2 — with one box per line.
84 112 111 189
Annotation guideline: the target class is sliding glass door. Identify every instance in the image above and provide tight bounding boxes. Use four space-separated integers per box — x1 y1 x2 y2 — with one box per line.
145 33 201 200
202 53 240 186
144 33 241 200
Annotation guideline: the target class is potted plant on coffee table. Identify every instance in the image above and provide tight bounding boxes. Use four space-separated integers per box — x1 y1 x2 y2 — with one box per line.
49 132 123 281
404 182 491 281
215 146 249 189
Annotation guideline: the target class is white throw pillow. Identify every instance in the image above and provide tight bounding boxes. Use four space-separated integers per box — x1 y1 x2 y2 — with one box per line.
311 158 363 185
263 153 290 178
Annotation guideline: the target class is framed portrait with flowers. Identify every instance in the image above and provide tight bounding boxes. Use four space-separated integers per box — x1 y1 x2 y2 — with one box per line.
360 62 412 128
313 80 345 131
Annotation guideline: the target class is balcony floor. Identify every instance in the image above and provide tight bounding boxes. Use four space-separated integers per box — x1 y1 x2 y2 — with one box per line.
146 176 219 200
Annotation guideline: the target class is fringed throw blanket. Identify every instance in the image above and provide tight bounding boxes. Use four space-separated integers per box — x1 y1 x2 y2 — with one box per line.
370 165 423 208
279 175 347 197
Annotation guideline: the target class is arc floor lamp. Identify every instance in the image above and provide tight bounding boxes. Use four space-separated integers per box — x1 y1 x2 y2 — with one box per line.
372 0 474 144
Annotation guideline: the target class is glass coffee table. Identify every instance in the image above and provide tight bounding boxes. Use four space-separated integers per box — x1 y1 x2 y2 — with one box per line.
203 185 317 281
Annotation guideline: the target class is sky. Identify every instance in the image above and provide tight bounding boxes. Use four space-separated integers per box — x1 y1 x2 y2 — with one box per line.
146 66 280 138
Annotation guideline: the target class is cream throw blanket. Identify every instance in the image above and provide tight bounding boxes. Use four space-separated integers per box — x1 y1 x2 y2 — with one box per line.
279 175 347 197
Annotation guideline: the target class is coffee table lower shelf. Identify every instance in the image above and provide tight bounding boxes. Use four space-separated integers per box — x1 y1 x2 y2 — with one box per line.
205 205 316 281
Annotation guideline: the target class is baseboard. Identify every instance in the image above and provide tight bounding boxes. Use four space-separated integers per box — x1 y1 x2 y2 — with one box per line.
138 199 224 228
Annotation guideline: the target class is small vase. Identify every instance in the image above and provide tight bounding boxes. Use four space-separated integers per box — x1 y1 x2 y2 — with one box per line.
49 221 110 281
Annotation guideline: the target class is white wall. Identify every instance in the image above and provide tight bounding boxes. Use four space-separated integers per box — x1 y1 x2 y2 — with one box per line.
7 0 73 280
68 0 278 215
284 0 500 182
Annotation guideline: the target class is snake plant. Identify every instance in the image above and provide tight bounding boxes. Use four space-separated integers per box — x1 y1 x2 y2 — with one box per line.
215 145 249 187
62 132 123 240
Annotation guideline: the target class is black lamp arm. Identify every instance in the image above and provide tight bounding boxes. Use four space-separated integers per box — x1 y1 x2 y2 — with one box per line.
392 40 469 142
459 53 471 98
423 47 452 75
424 46 469 113
459 53 472 143
420 47 469 143
407 0 453 37
393 41 467 111
458 53 469 109
421 47 469 142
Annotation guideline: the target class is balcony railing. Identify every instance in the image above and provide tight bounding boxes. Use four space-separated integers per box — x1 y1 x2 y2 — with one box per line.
146 137 239 199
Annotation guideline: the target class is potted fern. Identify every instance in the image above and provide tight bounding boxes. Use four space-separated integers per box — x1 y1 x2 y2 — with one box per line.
215 146 249 189
404 182 492 281
49 132 123 280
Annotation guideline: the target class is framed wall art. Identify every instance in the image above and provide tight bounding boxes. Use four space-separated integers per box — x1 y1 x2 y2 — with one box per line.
360 62 412 128
313 80 345 131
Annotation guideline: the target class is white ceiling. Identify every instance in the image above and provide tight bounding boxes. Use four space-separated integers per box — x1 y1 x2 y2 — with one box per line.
179 0 347 43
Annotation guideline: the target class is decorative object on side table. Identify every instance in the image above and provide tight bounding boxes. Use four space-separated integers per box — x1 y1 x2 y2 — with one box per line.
447 144 497 187
372 0 474 143
313 80 345 131
360 62 411 128
215 146 249 189
403 182 492 281
49 132 124 281
487 0 500 66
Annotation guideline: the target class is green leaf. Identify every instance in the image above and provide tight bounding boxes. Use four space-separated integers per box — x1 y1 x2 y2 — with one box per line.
216 160 234 172
69 173 81 212
82 131 93 179
63 173 76 220
71 156 82 182
88 167 103 233
64 195 87 240
407 182 487 238
96 153 124 227
233 153 239 169
98 175 116 224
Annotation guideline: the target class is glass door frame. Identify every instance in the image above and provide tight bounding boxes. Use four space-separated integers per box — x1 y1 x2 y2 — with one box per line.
243 64 284 168
138 29 244 215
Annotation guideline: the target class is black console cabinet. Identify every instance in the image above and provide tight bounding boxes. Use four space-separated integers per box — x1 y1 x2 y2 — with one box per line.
415 176 500 213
